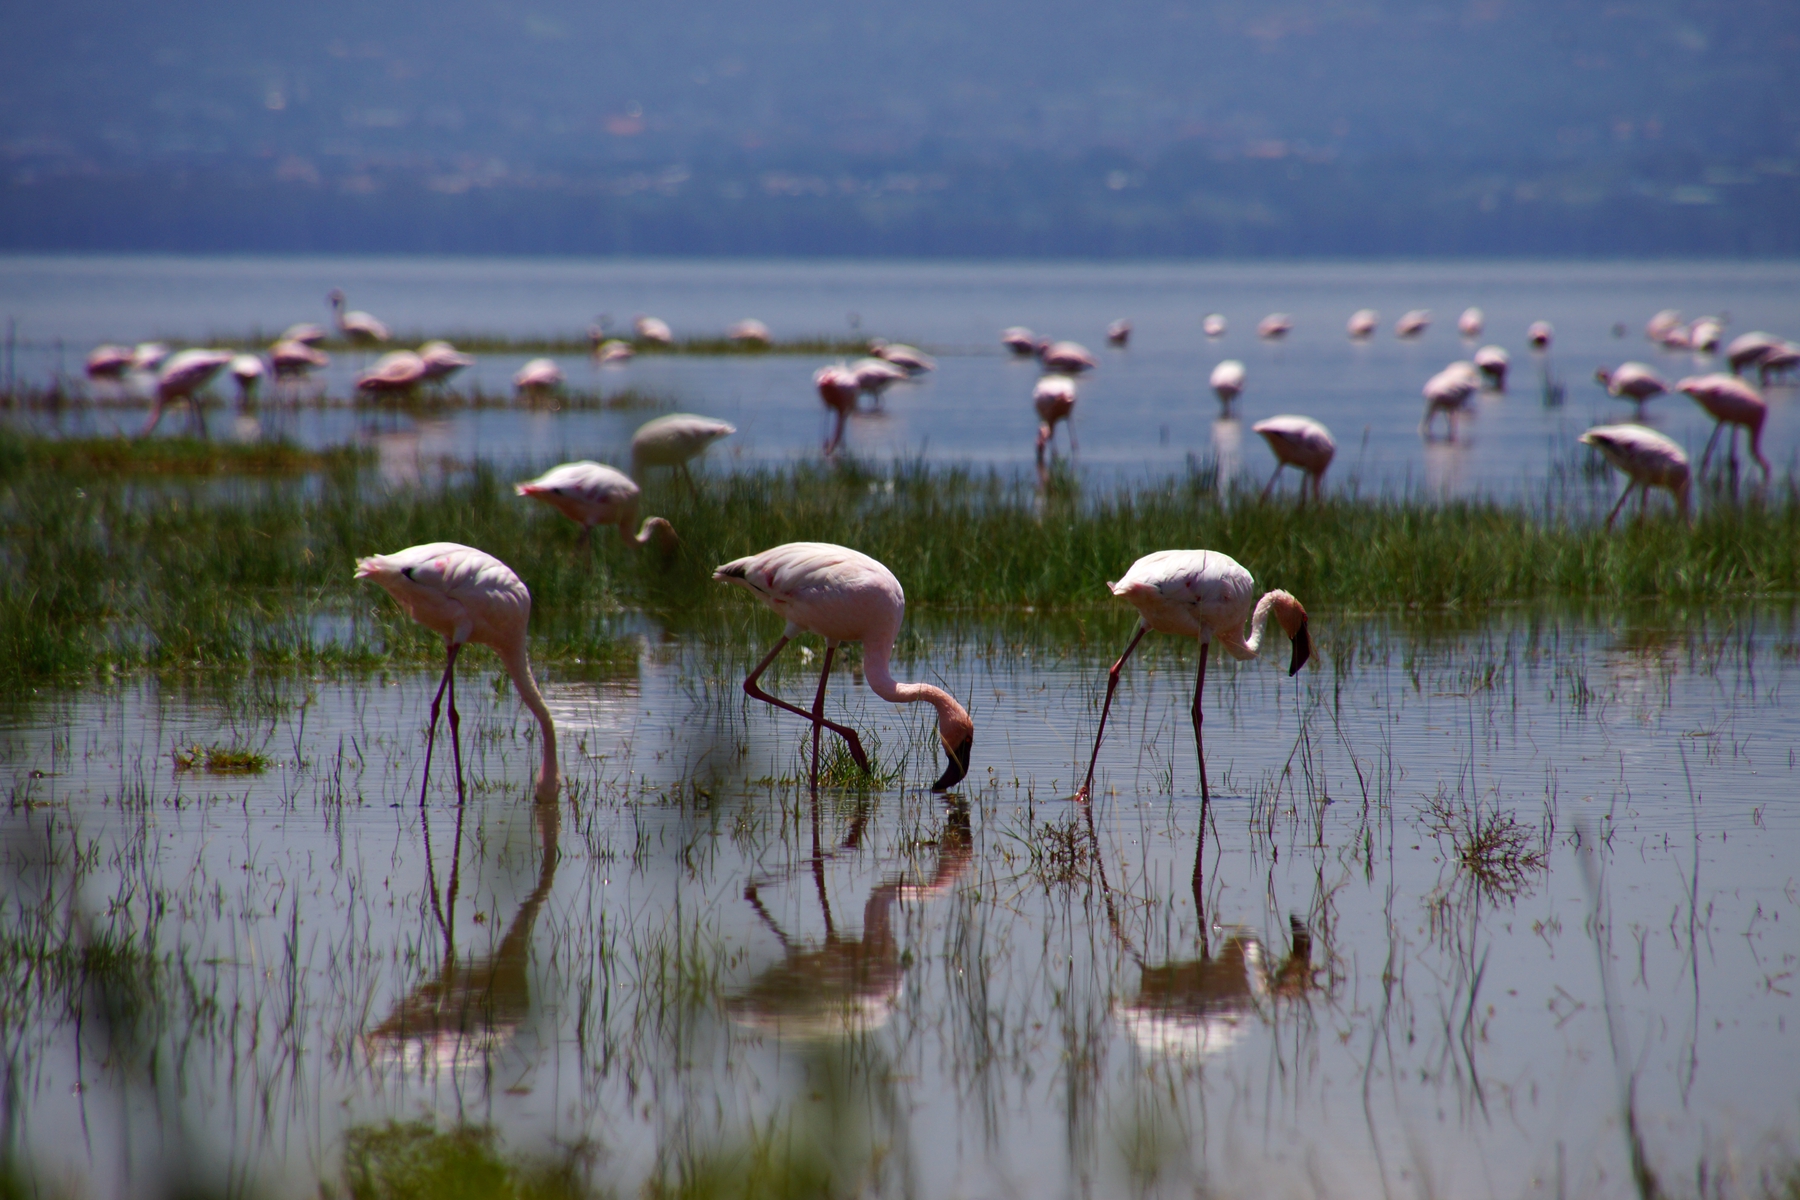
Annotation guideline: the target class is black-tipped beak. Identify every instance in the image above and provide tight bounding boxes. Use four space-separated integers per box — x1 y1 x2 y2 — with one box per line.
1288 620 1312 676
932 733 973 792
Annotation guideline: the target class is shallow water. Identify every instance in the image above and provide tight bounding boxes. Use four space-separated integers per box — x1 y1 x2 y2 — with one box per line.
4 609 1798 1197
4 256 1799 498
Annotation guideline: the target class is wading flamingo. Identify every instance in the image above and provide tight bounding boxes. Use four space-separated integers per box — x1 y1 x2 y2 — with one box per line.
354 543 559 805
871 340 936 374
1458 307 1485 338
851 355 908 404
228 354 265 405
1473 345 1509 391
272 339 330 377
1033 374 1077 462
1421 362 1481 440
1395 310 1430 338
1527 321 1554 349
728 319 772 346
86 345 133 379
713 542 974 794
1727 332 1780 376
1075 550 1310 826
1107 319 1132 347
418 340 474 384
1209 360 1245 410
631 412 736 490
815 364 859 453
132 343 171 372
634 316 675 345
1579 425 1690 527
1595 362 1668 416
1689 318 1724 353
329 290 391 345
514 461 677 550
140 348 233 437
1646 311 1683 342
1039 340 1098 374
356 351 427 395
1677 374 1769 480
1203 314 1227 338
1346 310 1378 339
513 358 563 397
1257 314 1292 339
1253 416 1335 502
281 323 327 346
1002 326 1037 356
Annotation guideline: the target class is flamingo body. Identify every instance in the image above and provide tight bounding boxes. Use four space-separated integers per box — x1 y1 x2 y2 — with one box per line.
1727 332 1780 375
815 364 860 453
1346 310 1378 339
1107 319 1132 347
1033 374 1077 461
1253 416 1335 500
1209 360 1245 406
514 358 564 395
1395 310 1430 338
1458 307 1485 337
281 323 328 346
271 340 330 377
514 461 675 548
851 356 908 398
1421 362 1480 437
631 413 736 481
1527 321 1554 349
228 354 265 402
1039 340 1098 374
714 542 973 791
872 340 936 374
86 345 134 379
1001 326 1037 356
1677 373 1769 478
418 340 474 383
1689 319 1724 353
1473 345 1509 390
1579 425 1690 526
634 316 674 345
595 339 634 363
132 343 171 372
1646 310 1683 342
1257 314 1292 339
1596 362 1667 407
728 319 772 345
1203 314 1227 338
357 351 428 394
329 290 391 344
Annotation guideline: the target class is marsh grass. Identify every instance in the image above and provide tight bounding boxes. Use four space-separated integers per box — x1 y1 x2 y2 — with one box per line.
5 450 1800 682
171 742 271 774
339 1121 593 1200
6 385 672 413
1422 784 1548 899
0 431 371 476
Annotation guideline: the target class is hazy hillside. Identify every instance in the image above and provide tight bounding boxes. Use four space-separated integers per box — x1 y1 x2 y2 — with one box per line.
4 0 1796 254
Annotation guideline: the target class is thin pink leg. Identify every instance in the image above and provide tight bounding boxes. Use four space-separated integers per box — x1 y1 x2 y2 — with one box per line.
744 636 870 771
1078 623 1148 802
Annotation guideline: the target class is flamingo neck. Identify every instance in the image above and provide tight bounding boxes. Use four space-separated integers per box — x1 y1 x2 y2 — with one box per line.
498 641 558 800
862 639 957 724
1242 593 1277 657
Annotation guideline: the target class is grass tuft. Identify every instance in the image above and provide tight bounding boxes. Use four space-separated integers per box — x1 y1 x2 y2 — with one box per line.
172 743 271 774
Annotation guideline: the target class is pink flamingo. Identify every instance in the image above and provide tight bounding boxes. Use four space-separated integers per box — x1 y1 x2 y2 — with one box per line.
1474 345 1509 391
1038 340 1098 374
1075 550 1310 815
1257 314 1292 339
1420 362 1481 440
1033 375 1077 462
514 358 564 397
1677 374 1769 480
1579 425 1690 527
355 543 559 805
1209 359 1245 409
1395 310 1431 338
1727 332 1780 376
851 355 908 405
418 341 474 384
1346 310 1378 339
272 339 331 377
329 290 391 345
728 319 772 346
1689 318 1724 353
713 542 974 793
1107 319 1132 347
1253 416 1336 501
1594 362 1668 416
1760 342 1800 381
1527 321 1554 349
132 343 171 372
634 316 675 345
870 339 936 373
1001 326 1037 356
630 413 736 489
1646 310 1684 342
514 461 677 549
139 348 233 437
356 350 428 395
815 364 859 453
86 345 133 379
1203 314 1227 338
228 354 265 405
281 322 328 346
1458 307 1485 337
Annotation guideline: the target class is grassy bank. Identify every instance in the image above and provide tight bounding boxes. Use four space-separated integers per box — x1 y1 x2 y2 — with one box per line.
3 439 1798 682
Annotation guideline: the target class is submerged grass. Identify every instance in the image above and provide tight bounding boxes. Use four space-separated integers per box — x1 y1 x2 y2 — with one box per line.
4 449 1800 682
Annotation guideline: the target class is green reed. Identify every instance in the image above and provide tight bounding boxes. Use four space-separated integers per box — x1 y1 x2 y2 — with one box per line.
4 444 1799 683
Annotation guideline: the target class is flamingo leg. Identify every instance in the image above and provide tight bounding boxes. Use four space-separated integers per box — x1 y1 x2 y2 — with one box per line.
1260 461 1285 500
681 461 698 497
1067 417 1078 455
418 642 462 937
825 407 847 455
808 641 839 793
1603 481 1635 529
1077 623 1149 802
1191 641 1211 810
1697 422 1724 476
443 652 469 955
743 636 870 772
1035 425 1051 466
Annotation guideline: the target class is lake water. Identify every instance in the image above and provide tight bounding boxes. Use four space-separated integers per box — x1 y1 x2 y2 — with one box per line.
3 256 1799 499
4 609 1799 1197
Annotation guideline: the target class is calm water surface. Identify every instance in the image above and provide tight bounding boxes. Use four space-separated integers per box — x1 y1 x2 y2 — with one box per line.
3 610 1797 1197
3 256 1799 499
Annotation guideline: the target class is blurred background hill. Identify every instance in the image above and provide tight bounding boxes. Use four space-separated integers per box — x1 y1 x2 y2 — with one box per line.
4 0 1796 255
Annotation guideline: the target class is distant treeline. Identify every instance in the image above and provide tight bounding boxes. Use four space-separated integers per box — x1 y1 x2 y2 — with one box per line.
6 150 1797 257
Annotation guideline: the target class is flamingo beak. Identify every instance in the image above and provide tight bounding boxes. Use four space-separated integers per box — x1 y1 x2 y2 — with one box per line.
932 733 973 792
1288 621 1312 676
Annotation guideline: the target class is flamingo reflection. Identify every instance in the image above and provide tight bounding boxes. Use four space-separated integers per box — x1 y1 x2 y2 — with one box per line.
1117 915 1318 1061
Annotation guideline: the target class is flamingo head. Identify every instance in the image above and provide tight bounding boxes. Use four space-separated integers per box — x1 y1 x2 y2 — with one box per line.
1267 590 1311 675
328 289 345 310
931 699 974 793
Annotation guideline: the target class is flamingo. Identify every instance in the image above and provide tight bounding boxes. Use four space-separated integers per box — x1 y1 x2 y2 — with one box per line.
595 339 635 363
132 343 171 372
1346 310 1378 339
1527 321 1554 349
356 351 428 395
1726 332 1780 376
634 316 675 345
1474 345 1510 391
1579 425 1690 527
1594 362 1668 416
418 340 474 384
1759 341 1800 382
514 358 563 397
1395 310 1431 338
1677 374 1769 480
1202 314 1227 338
713 542 974 794
1257 314 1292 339
1075 549 1310 817
328 290 391 345
1646 310 1684 342
1458 307 1485 338
280 322 328 346
85 345 134 379
1039 340 1098 374
1107 319 1132 347
139 348 233 437
871 340 936 374
354 543 559 805
1689 318 1725 353
1033 375 1077 463
271 339 330 378
1209 360 1245 410
815 364 860 454
1001 326 1038 356
728 319 772 346
514 461 677 550
1421 362 1481 440
630 413 736 490
851 356 908 404
1253 416 1335 502
1658 325 1692 350
228 354 265 405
